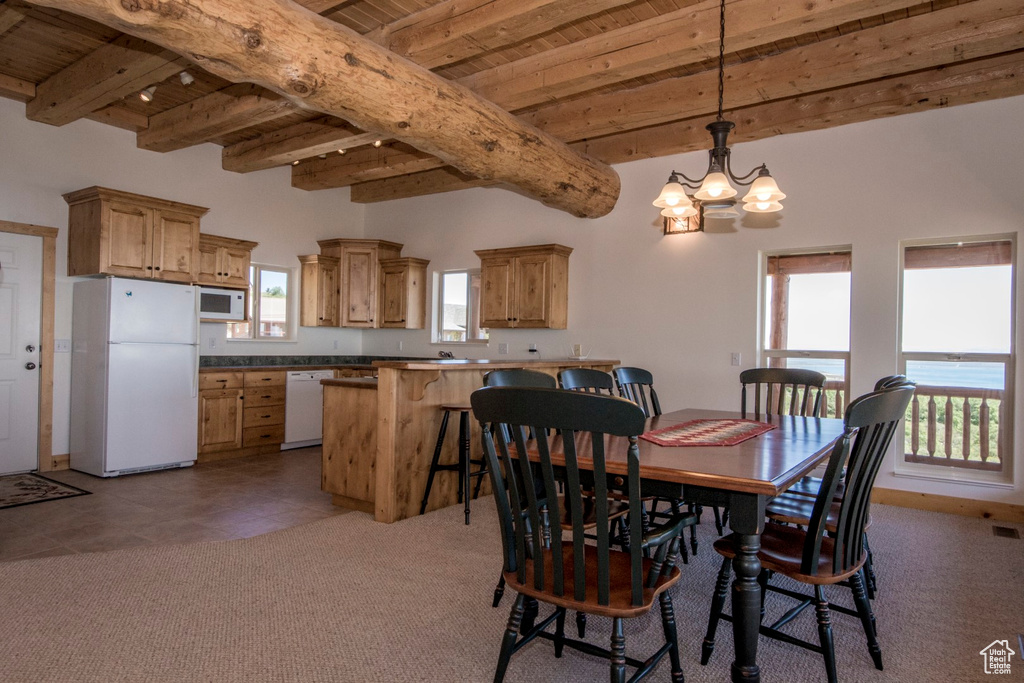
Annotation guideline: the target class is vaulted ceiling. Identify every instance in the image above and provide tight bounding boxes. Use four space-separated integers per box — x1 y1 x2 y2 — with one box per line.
1 0 1022 217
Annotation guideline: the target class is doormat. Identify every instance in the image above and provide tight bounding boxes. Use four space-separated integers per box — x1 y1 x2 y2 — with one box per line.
0 473 90 509
641 418 776 447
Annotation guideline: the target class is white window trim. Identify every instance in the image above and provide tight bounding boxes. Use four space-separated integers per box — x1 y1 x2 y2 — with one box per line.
894 233 1017 487
432 268 490 345
227 263 298 343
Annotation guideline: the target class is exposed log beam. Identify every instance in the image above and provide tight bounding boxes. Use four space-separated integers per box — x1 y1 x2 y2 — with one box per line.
222 118 378 172
365 0 636 70
137 83 296 152
32 0 619 217
26 34 184 125
460 0 925 111
522 0 1024 141
322 0 1024 189
349 51 1024 203
0 3 27 35
86 103 148 131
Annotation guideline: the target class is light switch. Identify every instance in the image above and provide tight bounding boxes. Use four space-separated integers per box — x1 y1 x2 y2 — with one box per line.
54 339 71 353
731 352 741 366
498 343 509 355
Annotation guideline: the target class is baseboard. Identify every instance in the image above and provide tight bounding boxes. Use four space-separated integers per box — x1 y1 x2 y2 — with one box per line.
49 454 70 470
872 487 1024 523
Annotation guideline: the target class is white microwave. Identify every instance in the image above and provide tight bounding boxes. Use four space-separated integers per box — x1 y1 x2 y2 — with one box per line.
198 286 247 321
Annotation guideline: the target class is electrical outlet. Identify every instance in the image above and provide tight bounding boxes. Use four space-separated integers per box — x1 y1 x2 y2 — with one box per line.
54 339 71 353
333 339 340 350
731 352 741 366
398 341 404 351
528 343 537 352
498 343 509 355
208 337 216 349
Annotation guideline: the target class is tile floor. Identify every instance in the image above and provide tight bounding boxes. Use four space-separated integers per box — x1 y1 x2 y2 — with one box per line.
0 447 350 562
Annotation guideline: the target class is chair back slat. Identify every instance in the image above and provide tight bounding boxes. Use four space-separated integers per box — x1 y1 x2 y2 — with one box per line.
800 385 915 576
873 374 907 390
740 368 827 419
484 369 557 388
612 366 663 418
559 368 615 395
472 387 648 608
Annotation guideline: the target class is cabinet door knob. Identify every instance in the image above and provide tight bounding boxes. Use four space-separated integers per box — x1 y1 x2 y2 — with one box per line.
146 266 153 270
154 266 161 271
506 317 511 321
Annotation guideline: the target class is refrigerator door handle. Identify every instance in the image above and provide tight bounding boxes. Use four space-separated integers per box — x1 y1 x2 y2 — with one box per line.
192 287 200 398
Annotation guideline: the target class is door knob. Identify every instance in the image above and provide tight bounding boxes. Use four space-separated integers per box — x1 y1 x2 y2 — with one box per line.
25 344 35 352
25 362 37 370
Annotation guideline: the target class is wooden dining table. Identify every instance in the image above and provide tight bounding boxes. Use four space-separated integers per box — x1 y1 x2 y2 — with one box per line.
536 407 847 683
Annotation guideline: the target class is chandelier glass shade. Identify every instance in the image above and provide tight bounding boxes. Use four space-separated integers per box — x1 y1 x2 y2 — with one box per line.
654 0 785 229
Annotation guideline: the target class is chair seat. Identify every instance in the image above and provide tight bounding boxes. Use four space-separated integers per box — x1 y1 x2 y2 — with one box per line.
559 495 630 530
505 541 681 618
713 525 866 585
766 492 872 532
439 403 472 413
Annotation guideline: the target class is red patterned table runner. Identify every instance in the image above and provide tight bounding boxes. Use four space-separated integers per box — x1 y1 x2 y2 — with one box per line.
640 418 776 447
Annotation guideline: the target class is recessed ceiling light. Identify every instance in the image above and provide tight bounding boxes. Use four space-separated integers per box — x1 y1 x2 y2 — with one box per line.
139 86 157 102
179 71 194 86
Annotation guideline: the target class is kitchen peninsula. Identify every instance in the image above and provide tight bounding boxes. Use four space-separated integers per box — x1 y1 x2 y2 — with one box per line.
321 358 618 523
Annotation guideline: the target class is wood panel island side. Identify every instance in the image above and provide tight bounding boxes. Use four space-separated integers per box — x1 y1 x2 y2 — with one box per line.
321 359 618 523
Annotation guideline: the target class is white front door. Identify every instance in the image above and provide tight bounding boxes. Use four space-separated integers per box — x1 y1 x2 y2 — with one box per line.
0 232 42 474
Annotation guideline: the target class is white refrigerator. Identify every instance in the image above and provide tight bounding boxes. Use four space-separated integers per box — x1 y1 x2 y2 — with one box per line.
70 277 200 477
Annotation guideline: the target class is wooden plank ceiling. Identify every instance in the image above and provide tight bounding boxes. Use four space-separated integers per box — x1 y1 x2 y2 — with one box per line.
1 0 1023 211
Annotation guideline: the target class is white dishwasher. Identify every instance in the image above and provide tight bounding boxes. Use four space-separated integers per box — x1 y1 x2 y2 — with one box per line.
283 370 334 449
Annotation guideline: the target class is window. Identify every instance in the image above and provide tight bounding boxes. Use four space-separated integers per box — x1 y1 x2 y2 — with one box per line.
761 249 852 416
899 237 1015 480
436 270 489 343
227 265 294 340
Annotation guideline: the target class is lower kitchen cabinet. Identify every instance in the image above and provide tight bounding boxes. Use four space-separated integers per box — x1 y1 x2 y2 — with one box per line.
197 369 285 461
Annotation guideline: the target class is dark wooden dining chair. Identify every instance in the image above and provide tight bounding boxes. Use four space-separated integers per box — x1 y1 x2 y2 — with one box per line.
702 384 915 683
611 366 701 558
558 367 616 394
612 367 662 418
740 367 827 419
471 386 697 683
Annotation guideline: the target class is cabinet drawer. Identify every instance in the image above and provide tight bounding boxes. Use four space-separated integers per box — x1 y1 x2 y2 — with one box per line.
243 385 286 407
244 371 286 387
200 372 243 390
243 424 285 448
244 405 285 427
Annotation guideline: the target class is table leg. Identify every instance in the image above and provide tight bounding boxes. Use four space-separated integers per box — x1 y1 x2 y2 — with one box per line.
728 495 766 683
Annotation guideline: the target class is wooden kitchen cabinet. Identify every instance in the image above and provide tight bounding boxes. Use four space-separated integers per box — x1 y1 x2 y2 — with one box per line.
318 239 403 328
475 244 572 329
198 372 243 454
64 186 207 284
241 371 286 448
298 255 340 327
196 233 257 289
379 257 429 329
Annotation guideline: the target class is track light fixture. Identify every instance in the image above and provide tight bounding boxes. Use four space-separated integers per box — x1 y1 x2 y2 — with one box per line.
179 71 194 86
372 140 383 148
139 86 157 103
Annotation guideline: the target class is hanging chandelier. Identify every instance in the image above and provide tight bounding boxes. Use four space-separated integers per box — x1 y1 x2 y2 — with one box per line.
653 0 785 233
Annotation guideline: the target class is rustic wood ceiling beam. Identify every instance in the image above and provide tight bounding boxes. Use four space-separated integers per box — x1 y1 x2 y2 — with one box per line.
460 0 925 111
222 0 635 172
32 0 619 218
522 0 1024 141
293 143 441 188
0 3 27 35
365 0 637 70
318 0 1024 189
86 103 148 131
222 118 379 172
137 83 296 152
0 71 36 101
349 50 1024 203
26 35 184 125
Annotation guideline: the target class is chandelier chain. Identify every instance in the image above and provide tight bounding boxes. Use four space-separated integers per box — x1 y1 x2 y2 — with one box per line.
716 0 725 122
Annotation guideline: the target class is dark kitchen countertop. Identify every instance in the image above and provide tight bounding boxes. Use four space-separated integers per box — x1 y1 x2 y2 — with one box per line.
199 355 424 369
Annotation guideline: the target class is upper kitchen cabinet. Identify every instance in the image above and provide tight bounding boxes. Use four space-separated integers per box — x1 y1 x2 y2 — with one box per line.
318 239 402 328
298 254 340 327
379 257 429 329
196 234 257 289
64 187 208 284
475 244 572 329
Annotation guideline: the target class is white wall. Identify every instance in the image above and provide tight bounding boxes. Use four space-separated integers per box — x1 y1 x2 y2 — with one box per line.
364 95 1024 505
0 97 366 456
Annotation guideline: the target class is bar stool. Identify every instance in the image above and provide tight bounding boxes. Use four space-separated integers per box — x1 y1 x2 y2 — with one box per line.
419 403 489 525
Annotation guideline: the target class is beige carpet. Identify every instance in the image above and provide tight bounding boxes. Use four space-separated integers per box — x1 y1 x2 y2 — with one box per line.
1 501 1021 682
